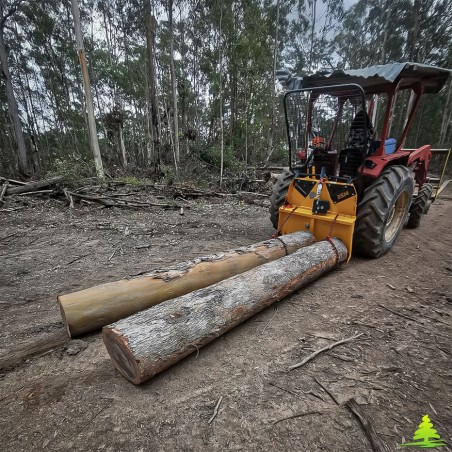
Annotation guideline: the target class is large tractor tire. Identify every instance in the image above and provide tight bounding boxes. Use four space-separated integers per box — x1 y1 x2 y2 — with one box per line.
407 183 433 229
269 169 294 229
354 165 414 258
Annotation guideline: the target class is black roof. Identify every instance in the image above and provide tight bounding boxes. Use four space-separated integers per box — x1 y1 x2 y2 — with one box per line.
277 62 451 94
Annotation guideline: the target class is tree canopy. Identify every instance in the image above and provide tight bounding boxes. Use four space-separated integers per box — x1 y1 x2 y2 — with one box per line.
0 0 450 180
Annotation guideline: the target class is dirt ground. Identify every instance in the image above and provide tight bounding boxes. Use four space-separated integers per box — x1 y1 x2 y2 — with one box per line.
1 184 451 452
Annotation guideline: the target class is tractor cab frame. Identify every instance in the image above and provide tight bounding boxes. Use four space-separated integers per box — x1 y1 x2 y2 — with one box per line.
279 62 450 189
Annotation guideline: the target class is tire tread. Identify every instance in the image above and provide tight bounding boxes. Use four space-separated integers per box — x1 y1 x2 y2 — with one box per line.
354 165 414 258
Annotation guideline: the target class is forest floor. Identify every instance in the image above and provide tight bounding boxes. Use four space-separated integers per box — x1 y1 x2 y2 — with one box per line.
0 183 451 452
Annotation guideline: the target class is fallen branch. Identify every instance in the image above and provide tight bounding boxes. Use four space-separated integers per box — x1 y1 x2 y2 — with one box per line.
5 176 65 195
0 207 26 212
0 332 69 371
0 176 28 185
0 181 9 206
134 244 151 249
268 381 298 396
156 184 220 199
273 410 323 425
67 191 183 209
63 189 75 208
289 333 363 371
66 254 90 266
208 396 223 424
415 311 452 328
237 191 269 198
345 398 389 452
377 304 422 324
314 377 340 405
312 379 389 452
15 189 54 196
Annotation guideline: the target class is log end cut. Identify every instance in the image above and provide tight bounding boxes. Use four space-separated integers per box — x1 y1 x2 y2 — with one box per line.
103 328 142 384
57 297 73 338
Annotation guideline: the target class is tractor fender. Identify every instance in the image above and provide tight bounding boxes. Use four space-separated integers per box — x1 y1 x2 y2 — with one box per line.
362 145 431 184
361 152 410 179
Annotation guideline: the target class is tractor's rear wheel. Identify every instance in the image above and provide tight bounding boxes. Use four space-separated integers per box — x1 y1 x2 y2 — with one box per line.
269 169 294 229
407 183 433 229
354 165 414 258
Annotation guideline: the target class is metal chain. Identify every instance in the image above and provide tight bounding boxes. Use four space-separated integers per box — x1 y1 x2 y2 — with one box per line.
327 213 339 238
271 204 298 239
326 213 341 266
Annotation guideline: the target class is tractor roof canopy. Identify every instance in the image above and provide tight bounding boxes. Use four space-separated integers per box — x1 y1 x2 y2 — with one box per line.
277 62 451 95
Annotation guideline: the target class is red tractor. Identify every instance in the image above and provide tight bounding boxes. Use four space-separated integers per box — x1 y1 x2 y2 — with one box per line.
270 62 450 258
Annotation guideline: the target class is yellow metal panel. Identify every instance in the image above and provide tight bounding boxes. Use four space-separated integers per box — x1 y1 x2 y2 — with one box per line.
278 176 357 261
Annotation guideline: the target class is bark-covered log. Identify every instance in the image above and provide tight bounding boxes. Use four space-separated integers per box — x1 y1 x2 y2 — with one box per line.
5 176 65 195
59 232 315 337
103 239 347 384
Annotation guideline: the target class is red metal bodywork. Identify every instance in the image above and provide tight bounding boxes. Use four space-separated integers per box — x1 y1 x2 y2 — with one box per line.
362 145 431 185
360 82 430 186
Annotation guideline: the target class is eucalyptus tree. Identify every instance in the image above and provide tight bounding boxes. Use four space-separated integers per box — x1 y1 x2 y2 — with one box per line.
0 0 29 175
71 0 104 178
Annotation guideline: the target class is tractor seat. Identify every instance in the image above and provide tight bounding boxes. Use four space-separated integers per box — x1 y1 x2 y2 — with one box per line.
338 148 365 179
345 110 374 153
338 110 375 178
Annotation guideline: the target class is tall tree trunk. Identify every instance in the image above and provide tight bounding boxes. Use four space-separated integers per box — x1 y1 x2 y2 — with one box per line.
0 28 28 175
218 2 224 187
144 71 153 166
18 73 40 173
371 3 389 130
145 0 160 171
118 124 127 169
308 0 316 71
168 0 179 178
71 0 104 179
244 69 248 168
266 0 280 164
406 0 420 61
400 0 421 133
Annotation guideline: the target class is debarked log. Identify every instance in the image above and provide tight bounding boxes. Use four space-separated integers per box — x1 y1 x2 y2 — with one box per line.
103 239 347 384
58 232 315 337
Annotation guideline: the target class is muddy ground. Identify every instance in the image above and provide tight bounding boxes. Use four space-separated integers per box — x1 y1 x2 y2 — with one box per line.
0 184 451 452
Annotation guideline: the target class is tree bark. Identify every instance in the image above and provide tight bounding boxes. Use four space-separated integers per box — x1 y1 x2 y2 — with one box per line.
5 175 65 195
0 28 28 175
71 0 104 179
218 3 224 187
118 124 127 168
58 232 315 337
266 0 280 164
145 0 161 171
103 239 347 384
168 0 179 178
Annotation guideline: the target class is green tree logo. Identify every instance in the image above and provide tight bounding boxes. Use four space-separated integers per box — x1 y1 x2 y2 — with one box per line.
400 414 447 448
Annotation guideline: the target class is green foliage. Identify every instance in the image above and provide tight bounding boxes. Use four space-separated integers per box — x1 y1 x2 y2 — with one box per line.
198 144 238 171
0 0 450 178
160 164 177 186
46 158 96 181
